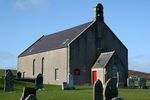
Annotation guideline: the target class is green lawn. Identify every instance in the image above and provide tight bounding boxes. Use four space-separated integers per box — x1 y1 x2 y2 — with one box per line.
0 78 150 100
119 89 150 100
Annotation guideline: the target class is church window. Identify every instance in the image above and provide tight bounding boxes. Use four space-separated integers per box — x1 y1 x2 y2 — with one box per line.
33 59 35 75
55 68 59 80
41 57 44 75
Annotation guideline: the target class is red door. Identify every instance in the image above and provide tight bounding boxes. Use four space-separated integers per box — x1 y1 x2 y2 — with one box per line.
93 71 97 84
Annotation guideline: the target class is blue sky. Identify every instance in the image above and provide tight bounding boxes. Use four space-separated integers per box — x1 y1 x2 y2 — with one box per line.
0 0 150 73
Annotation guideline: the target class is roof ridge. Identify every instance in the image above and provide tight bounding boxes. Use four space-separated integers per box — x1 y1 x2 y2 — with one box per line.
92 51 115 68
45 21 93 37
19 21 93 57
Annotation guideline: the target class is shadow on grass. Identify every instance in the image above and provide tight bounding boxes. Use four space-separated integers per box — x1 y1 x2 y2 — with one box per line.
0 87 3 90
75 86 92 91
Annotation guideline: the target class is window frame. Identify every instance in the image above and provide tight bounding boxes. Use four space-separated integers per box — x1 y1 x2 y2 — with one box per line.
41 57 44 75
33 59 36 75
55 68 59 80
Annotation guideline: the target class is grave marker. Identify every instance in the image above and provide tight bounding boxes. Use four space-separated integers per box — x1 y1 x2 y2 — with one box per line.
62 82 68 90
35 74 43 90
104 78 118 100
111 97 124 100
138 78 146 89
4 70 14 92
25 94 37 100
127 77 135 88
20 87 36 100
68 74 74 88
93 80 103 100
62 74 75 90
17 72 22 78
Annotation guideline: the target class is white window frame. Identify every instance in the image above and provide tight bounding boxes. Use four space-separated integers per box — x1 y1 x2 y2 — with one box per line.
41 57 44 75
55 68 59 80
33 59 35 75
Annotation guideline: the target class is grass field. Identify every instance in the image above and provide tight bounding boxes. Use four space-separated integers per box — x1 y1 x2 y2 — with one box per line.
0 78 150 100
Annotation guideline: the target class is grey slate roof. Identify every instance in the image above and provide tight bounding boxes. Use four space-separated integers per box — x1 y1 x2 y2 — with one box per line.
92 51 115 68
19 21 93 57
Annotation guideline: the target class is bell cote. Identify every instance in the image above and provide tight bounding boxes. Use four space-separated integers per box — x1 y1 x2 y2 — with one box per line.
94 3 104 22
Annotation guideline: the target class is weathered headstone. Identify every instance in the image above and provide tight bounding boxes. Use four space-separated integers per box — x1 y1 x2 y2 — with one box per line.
4 70 14 92
17 72 22 78
25 94 37 100
116 72 119 88
127 77 135 88
20 87 36 100
62 74 75 90
93 80 103 100
5 69 10 75
104 78 118 100
35 74 43 90
138 78 146 89
62 82 75 90
68 74 74 88
62 82 68 90
111 97 124 100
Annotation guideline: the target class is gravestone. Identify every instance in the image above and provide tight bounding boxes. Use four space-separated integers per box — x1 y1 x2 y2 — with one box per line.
93 80 103 100
116 72 119 88
111 97 124 100
20 87 36 100
4 70 14 92
62 82 68 90
127 77 135 88
25 94 37 100
68 74 74 88
35 74 43 90
17 72 22 78
62 74 75 90
5 69 10 75
104 78 118 100
138 78 146 89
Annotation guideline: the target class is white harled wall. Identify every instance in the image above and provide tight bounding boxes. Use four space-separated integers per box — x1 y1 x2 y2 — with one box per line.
17 47 68 85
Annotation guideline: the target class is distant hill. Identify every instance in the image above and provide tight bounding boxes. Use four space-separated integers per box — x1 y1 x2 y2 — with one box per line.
128 70 150 79
1 69 150 80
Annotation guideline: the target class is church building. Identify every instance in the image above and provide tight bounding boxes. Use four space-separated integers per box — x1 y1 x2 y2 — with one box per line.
17 3 128 86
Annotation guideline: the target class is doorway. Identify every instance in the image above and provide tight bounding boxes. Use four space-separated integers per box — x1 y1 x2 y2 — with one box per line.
93 71 97 84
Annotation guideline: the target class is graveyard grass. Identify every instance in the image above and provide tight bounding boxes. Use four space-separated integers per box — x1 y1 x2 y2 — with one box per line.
0 78 150 100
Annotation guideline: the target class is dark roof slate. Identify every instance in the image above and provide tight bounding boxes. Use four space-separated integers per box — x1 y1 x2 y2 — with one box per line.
19 21 93 57
92 51 115 68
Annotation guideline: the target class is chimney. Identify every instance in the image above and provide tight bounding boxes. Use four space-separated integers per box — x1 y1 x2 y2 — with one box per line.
93 3 104 22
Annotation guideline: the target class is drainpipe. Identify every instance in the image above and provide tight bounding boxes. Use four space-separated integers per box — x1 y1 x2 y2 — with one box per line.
67 45 70 83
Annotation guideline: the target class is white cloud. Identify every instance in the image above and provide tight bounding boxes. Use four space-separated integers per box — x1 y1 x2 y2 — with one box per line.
14 0 49 11
129 55 150 73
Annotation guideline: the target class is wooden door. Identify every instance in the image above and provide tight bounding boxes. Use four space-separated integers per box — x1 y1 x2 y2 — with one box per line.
93 71 97 84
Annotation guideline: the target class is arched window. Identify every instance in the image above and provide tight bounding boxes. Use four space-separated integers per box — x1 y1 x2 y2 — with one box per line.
41 57 44 74
33 59 35 75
